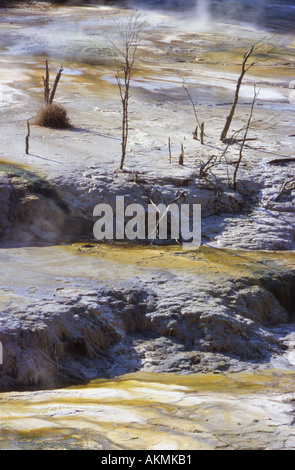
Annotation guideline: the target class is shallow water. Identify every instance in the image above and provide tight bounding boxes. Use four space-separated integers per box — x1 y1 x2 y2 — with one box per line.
1 241 294 304
1 369 295 450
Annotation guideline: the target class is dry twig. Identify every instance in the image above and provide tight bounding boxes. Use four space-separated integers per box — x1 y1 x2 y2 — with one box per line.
183 84 205 144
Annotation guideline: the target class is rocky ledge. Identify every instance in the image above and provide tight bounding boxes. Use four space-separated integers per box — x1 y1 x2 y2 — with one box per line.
0 238 295 389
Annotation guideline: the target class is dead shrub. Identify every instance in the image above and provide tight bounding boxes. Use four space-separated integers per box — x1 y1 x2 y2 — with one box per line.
33 103 71 129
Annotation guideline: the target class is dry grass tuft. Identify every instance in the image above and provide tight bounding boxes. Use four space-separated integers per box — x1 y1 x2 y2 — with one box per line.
33 103 71 129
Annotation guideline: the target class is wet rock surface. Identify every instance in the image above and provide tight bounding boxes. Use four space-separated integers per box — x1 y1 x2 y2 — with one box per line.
1 369 295 450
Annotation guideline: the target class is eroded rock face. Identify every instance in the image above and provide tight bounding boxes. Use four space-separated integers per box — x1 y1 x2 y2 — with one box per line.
0 173 12 239
0 168 67 244
0 296 121 389
0 167 94 245
0 255 293 390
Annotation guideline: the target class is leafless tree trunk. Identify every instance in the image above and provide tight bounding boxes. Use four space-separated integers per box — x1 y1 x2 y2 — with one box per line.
43 59 50 105
220 42 262 142
200 122 205 145
49 65 64 104
25 119 30 154
179 144 184 165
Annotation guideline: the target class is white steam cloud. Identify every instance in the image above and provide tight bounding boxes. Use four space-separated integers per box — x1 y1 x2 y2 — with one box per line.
194 0 210 23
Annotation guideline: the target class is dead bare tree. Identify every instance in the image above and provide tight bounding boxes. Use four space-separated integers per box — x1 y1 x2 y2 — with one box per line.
220 40 265 142
106 13 144 170
179 143 184 165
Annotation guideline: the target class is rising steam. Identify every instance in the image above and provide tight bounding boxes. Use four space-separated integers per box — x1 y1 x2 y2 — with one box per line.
194 0 210 24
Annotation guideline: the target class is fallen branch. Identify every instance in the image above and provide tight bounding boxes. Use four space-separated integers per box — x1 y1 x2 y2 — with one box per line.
268 158 295 165
199 154 219 177
274 177 295 201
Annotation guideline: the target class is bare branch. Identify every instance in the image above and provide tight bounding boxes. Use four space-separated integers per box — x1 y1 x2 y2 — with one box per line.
43 59 50 105
183 85 202 130
49 65 64 104
183 84 206 145
233 85 259 190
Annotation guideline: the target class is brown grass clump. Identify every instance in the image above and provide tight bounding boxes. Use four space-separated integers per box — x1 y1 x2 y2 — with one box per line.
33 103 71 129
